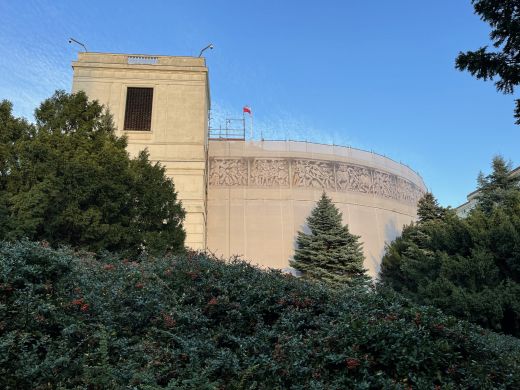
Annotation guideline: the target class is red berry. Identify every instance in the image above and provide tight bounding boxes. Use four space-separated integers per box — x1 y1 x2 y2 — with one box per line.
345 358 360 369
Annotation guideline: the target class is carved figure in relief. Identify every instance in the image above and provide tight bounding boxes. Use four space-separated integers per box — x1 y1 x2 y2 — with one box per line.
373 171 397 199
250 159 289 186
396 178 411 202
207 156 424 205
292 160 335 189
209 158 248 186
336 164 373 193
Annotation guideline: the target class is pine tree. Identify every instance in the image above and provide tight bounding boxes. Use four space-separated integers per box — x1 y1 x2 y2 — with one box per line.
456 0 520 124
476 155 520 213
290 193 367 286
380 157 520 336
417 192 445 223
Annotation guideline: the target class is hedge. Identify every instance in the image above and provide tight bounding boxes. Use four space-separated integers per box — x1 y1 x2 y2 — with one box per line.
1 240 519 388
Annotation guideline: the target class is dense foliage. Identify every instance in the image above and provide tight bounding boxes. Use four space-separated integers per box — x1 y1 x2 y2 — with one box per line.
416 192 445 223
1 240 519 389
380 157 520 336
456 0 520 123
290 193 367 286
0 92 185 256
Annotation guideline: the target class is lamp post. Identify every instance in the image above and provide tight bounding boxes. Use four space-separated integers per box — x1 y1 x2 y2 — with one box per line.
68 38 87 52
198 43 214 57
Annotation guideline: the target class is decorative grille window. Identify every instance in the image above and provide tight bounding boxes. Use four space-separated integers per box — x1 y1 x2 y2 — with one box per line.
124 87 153 131
127 56 158 65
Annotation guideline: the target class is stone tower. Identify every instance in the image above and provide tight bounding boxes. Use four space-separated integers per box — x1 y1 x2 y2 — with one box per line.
72 52 209 250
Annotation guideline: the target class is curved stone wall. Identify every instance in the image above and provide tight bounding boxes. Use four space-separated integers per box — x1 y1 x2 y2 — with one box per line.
206 140 426 277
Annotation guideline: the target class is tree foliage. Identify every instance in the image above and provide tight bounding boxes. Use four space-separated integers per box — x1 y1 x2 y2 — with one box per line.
290 193 367 286
380 159 520 336
456 0 520 123
1 240 520 388
0 91 185 256
476 155 520 212
417 192 446 223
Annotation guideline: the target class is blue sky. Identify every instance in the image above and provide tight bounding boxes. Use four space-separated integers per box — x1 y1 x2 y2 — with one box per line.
1 0 518 207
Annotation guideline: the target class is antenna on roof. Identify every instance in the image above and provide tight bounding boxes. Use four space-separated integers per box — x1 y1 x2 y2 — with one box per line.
198 43 214 57
68 37 87 52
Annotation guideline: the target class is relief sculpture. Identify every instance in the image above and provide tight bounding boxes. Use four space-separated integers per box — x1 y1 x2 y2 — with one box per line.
250 159 289 186
208 157 424 204
208 158 248 186
292 159 335 189
336 164 373 193
373 170 398 199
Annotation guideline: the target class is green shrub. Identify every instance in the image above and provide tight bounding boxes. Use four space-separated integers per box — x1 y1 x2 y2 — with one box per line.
1 240 519 388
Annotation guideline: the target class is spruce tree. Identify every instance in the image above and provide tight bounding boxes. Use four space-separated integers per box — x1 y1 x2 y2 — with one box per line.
290 193 367 286
417 192 445 223
476 155 520 213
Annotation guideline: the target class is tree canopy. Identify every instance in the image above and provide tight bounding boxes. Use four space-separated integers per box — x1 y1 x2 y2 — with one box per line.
290 193 367 286
476 155 520 213
456 0 520 123
379 159 520 336
417 192 445 223
0 91 185 256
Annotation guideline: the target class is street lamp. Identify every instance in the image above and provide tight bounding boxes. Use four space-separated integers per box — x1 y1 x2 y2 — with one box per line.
68 38 87 52
198 43 214 57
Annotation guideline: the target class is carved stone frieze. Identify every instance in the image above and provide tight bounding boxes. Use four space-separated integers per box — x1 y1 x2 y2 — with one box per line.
209 158 248 186
336 164 373 193
208 157 424 205
292 159 335 189
373 170 398 199
250 159 289 186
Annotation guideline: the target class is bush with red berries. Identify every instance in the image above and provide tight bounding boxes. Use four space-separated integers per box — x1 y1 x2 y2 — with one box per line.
1 240 519 388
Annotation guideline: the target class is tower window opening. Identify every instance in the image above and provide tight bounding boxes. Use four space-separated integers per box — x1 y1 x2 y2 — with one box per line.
124 87 153 131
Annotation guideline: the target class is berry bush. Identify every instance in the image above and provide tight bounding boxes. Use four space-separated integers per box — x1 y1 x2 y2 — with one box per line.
1 240 519 388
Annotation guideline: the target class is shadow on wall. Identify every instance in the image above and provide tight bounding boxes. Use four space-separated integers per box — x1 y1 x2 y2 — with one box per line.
373 218 402 277
282 220 310 275
292 221 311 251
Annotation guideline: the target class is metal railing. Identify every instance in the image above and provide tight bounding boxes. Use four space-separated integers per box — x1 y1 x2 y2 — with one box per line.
209 118 245 140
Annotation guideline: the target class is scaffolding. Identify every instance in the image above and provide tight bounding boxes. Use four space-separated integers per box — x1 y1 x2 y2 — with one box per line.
209 116 246 140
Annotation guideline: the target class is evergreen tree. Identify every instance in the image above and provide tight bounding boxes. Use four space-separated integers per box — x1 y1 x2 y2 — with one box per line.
0 91 185 256
417 192 445 223
456 0 520 123
0 100 31 238
380 159 520 336
290 193 367 286
476 155 520 213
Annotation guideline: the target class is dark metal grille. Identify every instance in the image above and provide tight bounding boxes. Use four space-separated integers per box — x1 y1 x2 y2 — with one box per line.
124 87 153 131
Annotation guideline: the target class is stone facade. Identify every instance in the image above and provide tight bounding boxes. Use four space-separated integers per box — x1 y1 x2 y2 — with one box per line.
71 52 209 250
71 52 427 277
206 141 426 277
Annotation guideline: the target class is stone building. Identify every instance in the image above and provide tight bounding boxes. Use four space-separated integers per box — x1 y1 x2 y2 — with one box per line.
72 52 426 277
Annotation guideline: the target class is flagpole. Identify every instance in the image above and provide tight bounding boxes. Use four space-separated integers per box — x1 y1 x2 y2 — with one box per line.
243 111 246 140
251 113 254 140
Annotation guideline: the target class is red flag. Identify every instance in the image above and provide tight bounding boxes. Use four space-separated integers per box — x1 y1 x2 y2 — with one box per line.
243 106 252 114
